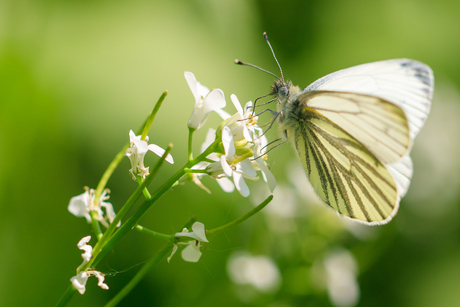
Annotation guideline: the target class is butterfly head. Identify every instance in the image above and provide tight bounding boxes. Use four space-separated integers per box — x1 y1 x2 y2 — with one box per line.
272 79 289 99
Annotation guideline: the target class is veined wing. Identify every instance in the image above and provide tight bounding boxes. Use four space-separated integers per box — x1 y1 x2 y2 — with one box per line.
300 91 410 165
293 110 399 225
304 59 433 141
387 155 413 198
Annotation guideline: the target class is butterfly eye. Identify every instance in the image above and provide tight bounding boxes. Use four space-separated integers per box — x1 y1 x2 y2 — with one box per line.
278 86 289 98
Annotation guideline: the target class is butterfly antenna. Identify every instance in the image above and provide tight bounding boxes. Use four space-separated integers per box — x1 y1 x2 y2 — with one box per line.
234 59 280 80
263 32 284 81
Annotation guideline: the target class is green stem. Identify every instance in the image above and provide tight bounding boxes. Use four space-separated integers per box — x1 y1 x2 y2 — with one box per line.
55 285 77 307
141 91 168 140
207 195 273 236
137 176 152 199
94 145 129 202
184 169 208 174
104 244 174 307
188 127 195 161
134 224 175 243
90 211 104 240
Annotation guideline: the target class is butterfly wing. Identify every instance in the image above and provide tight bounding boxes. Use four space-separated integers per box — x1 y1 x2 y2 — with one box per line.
303 59 433 197
303 91 411 165
292 104 399 225
304 59 433 141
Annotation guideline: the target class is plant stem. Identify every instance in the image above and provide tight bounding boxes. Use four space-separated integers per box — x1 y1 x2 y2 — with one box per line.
137 176 152 199
141 91 168 140
207 195 273 236
104 244 173 307
55 284 77 307
134 224 175 242
184 169 208 174
94 146 129 202
188 127 195 161
90 211 104 240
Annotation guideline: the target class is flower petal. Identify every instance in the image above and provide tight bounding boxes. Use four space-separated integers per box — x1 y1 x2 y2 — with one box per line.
259 163 277 192
201 128 216 153
181 242 202 262
214 108 231 120
233 171 250 197
184 72 200 104
128 130 137 143
221 155 233 177
242 126 253 142
203 89 226 114
147 144 174 164
239 159 257 178
77 236 93 263
216 177 235 193
230 94 244 117
222 126 235 159
100 201 119 226
167 245 178 263
68 192 91 223
92 271 109 290
70 272 89 295
191 222 209 242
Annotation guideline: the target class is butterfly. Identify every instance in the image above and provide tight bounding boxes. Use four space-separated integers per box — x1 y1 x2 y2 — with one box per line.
237 33 434 225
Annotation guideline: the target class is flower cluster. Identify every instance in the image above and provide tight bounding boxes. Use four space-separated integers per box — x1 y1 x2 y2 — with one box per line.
184 73 276 197
65 70 278 298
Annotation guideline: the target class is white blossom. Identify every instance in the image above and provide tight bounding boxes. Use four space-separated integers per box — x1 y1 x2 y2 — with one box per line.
68 188 118 228
252 131 276 193
70 270 109 295
174 222 209 262
70 236 109 294
185 72 226 130
125 130 174 180
190 128 235 194
77 235 93 268
219 126 257 197
70 272 89 295
222 94 258 142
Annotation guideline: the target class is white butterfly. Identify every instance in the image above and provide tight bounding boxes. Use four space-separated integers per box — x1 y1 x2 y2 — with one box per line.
238 34 434 225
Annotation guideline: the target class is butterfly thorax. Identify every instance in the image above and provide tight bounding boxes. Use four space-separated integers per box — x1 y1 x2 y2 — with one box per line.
272 79 303 132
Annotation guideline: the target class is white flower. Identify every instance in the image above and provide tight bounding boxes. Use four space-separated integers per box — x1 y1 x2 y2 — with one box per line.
125 130 174 180
222 94 258 142
185 71 226 130
174 222 209 262
252 132 276 193
70 272 89 295
70 270 109 295
219 126 257 197
186 128 234 194
70 236 109 294
68 187 118 228
77 235 93 268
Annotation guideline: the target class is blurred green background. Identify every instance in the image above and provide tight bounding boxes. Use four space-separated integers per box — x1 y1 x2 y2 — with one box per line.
1 0 460 306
